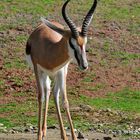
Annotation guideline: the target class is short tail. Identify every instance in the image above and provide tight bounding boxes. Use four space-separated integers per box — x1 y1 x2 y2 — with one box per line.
26 41 31 55
25 41 33 68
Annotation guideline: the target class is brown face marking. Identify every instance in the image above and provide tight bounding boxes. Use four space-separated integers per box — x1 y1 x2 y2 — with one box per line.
77 36 84 50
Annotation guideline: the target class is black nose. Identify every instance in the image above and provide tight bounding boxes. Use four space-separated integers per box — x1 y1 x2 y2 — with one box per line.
83 65 88 70
80 65 88 70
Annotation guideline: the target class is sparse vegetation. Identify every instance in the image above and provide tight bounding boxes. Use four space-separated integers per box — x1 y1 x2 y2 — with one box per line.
0 0 140 139
78 88 140 112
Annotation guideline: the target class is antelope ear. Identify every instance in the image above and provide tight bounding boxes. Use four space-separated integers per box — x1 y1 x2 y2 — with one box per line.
41 17 66 36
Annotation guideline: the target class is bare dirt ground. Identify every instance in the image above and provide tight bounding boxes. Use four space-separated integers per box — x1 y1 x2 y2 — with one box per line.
0 130 120 140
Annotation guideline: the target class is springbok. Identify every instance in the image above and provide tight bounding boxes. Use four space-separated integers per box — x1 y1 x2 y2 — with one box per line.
26 0 97 140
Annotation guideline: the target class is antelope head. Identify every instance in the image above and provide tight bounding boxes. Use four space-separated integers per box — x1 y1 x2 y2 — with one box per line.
41 0 98 70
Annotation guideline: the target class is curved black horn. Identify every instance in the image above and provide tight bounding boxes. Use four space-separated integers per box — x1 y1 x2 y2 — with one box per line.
62 0 79 38
81 0 98 37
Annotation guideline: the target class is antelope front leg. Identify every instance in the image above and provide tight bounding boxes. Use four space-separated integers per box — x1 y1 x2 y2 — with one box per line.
54 74 68 140
63 96 77 140
58 69 77 140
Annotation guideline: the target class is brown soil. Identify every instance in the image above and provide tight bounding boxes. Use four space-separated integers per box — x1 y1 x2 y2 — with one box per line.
0 130 120 140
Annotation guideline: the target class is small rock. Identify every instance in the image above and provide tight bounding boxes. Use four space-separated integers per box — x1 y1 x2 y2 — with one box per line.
24 128 32 133
32 126 38 130
128 130 134 135
65 127 77 133
11 131 16 134
2 129 8 133
108 130 113 134
29 126 34 130
70 107 81 112
103 136 112 140
116 130 122 135
122 130 129 135
9 130 16 134
77 131 85 139
98 123 104 128
25 123 33 127
47 125 58 129
0 126 6 130
85 112 90 117
66 132 71 136
12 127 24 132
133 130 139 134
113 134 116 137
33 129 38 133
88 127 96 132
0 126 7 133
138 128 140 132
93 118 100 123
65 126 69 130
0 123 4 127
80 104 93 112
107 108 112 112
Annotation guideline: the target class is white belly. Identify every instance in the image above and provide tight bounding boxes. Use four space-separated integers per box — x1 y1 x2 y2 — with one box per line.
26 54 71 76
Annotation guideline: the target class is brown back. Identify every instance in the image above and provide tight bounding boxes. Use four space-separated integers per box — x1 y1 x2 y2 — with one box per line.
27 21 70 70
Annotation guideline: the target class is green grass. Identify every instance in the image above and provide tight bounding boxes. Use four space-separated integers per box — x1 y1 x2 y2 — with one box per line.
4 58 26 69
111 51 140 64
86 83 106 92
0 0 57 35
101 0 140 21
78 88 140 112
0 88 140 130
74 120 92 131
134 67 140 73
0 101 37 128
16 35 27 43
98 0 140 37
0 118 14 128
82 73 96 82
0 103 16 113
0 97 57 128
128 23 140 35
0 0 55 16
103 40 111 52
